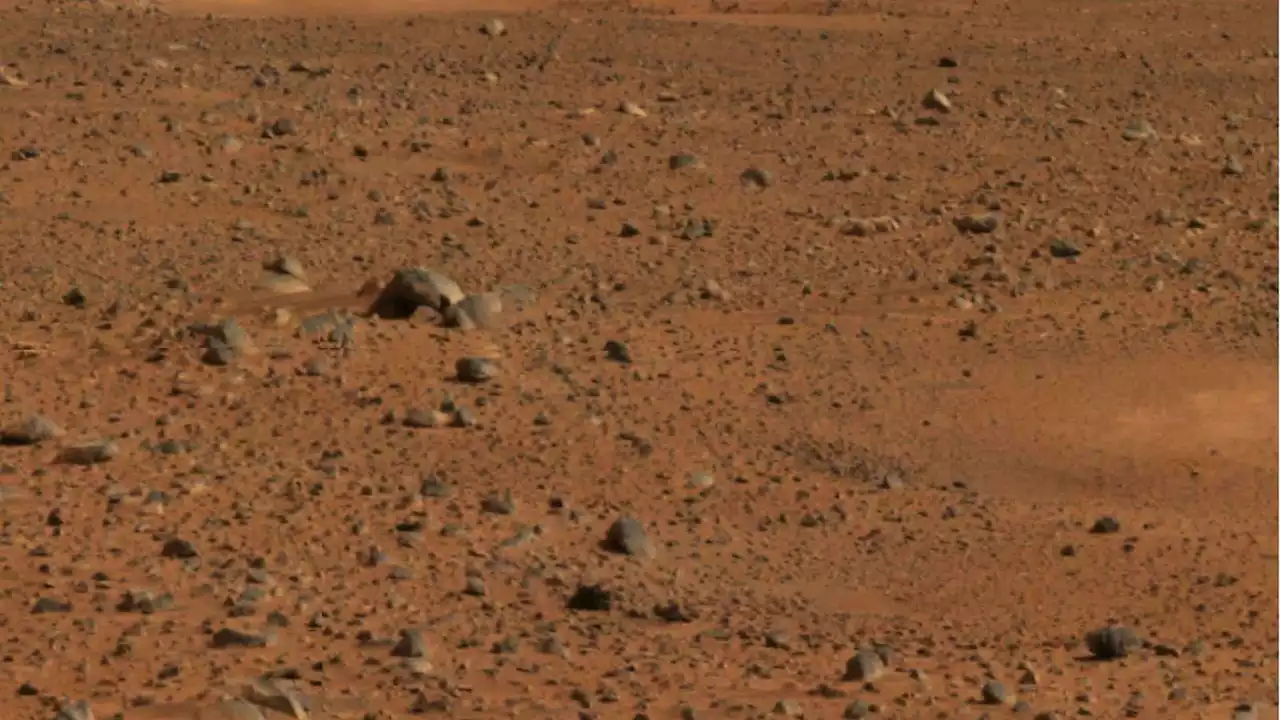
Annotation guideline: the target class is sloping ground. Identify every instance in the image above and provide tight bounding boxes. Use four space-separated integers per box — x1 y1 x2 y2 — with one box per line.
0 0 1275 718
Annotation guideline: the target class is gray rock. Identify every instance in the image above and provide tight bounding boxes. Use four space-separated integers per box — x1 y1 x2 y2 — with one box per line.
606 516 656 559
953 213 1000 234
481 491 515 515
772 699 803 717
392 629 428 658
0 414 62 445
1085 625 1141 660
211 627 273 649
197 318 254 365
456 357 498 383
981 680 1008 704
369 267 464 318
54 701 95 720
240 677 308 719
843 650 885 682
32 597 72 613
117 589 174 613
57 439 118 465
843 700 872 719
445 292 503 330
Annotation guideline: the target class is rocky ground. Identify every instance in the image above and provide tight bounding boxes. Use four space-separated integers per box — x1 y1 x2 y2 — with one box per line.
0 0 1276 718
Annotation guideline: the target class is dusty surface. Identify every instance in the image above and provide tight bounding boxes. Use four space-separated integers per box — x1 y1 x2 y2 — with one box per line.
0 0 1276 718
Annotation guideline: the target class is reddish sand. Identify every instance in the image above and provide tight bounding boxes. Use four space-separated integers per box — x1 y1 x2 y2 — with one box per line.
0 0 1275 718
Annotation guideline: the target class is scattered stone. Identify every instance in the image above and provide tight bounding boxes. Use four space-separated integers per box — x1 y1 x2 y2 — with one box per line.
669 153 702 170
369 268 464 319
161 538 199 559
606 516 656 558
843 650 886 682
0 414 62 445
922 88 952 112
772 699 803 717
57 439 118 465
117 589 174 613
196 318 254 366
31 597 72 613
981 680 1008 704
953 213 1000 234
604 340 632 363
567 584 612 611
1223 155 1245 176
54 701 95 720
1048 238 1082 259
1089 516 1120 534
1121 119 1158 141
0 68 28 87
404 408 450 428
240 676 308 719
211 627 273 649
841 216 898 236
618 100 647 117
1085 625 1141 660
445 292 502 330
391 629 428 658
740 167 774 189
455 357 498 383
843 700 872 719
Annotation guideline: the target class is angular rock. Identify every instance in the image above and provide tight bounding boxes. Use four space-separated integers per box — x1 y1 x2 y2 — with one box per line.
923 88 952 112
254 272 311 295
54 701 95 720
369 268 464 318
211 627 273 649
57 439 118 465
0 414 62 445
606 516 656 559
392 629 428 659
240 676 308 719
444 292 502 330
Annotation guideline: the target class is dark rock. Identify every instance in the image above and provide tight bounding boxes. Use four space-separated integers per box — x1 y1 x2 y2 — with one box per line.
1085 625 1141 660
161 538 199 559
392 629 428 658
843 650 885 682
456 357 498 383
1089 516 1120 534
981 680 1008 704
567 584 612 611
369 267 464 318
605 516 656 559
31 597 72 614
0 414 62 445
